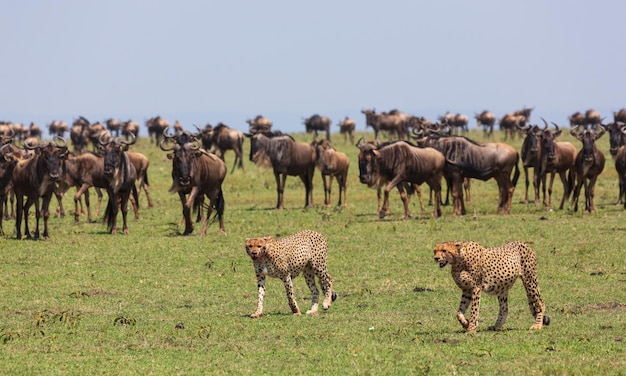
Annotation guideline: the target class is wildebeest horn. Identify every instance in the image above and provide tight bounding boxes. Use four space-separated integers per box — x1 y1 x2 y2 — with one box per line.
159 137 176 151
53 136 67 148
23 138 39 150
120 132 136 146
550 122 560 133
355 137 364 148
162 126 176 139
98 131 112 145
541 118 549 130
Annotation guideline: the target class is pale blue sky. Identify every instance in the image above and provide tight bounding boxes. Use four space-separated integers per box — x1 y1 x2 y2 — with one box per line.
1 1 625 134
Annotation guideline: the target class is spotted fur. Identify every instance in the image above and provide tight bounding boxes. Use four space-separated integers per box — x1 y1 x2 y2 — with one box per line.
245 230 336 318
434 241 549 333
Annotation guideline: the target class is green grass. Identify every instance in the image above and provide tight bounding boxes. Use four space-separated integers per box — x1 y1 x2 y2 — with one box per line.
1 130 625 375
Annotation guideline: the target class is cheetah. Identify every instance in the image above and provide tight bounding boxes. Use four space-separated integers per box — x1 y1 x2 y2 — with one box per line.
245 230 336 318
433 240 550 334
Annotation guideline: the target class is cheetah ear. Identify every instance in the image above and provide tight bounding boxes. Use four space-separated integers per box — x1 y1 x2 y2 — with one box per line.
454 242 463 249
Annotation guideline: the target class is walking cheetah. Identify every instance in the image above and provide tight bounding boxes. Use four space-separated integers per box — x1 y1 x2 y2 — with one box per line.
245 230 336 318
434 240 550 333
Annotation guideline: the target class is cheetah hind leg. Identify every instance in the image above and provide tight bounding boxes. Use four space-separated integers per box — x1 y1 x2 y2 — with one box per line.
488 294 509 331
321 275 335 310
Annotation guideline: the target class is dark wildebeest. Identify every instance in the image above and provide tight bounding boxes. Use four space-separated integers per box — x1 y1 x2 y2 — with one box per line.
48 120 68 138
160 129 226 235
106 118 122 137
569 112 586 128
70 116 90 153
357 138 444 219
0 143 19 235
145 116 170 144
246 115 273 135
475 110 497 138
570 125 606 213
499 113 527 141
414 131 520 215
519 124 541 204
303 114 331 141
337 116 356 144
614 109 626 124
606 121 626 204
12 137 69 240
122 120 140 141
200 123 245 172
584 109 602 127
537 121 577 211
312 139 349 207
361 108 409 140
99 134 138 234
247 132 316 209
28 123 41 139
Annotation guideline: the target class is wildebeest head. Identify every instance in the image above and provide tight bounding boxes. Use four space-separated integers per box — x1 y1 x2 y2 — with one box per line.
539 120 562 161
160 133 202 187
99 132 136 178
24 136 68 181
606 121 626 156
572 125 606 162
356 137 381 187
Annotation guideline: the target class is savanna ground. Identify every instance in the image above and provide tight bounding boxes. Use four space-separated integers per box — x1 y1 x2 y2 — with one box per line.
0 128 625 375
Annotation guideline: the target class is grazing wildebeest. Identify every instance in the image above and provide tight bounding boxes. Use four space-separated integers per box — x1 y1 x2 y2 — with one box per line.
303 114 331 141
312 139 349 207
99 134 138 234
246 115 273 135
12 137 68 239
200 123 245 172
519 124 541 204
247 132 316 210
106 118 122 137
160 129 226 235
357 138 444 219
414 131 520 215
570 125 606 213
361 108 409 140
145 116 170 144
337 116 356 144
537 121 577 211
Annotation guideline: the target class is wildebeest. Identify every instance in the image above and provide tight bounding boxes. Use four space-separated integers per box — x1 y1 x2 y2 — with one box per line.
439 112 469 134
337 116 356 144
12 137 69 239
59 152 108 223
569 111 586 128
606 121 626 204
519 124 541 204
537 121 577 211
145 116 170 144
475 110 497 138
122 120 140 141
499 113 528 140
200 123 245 172
0 143 19 235
414 131 520 215
303 114 331 141
570 125 606 213
357 138 444 219
246 115 273 135
48 120 68 138
99 133 138 234
160 129 226 235
70 116 90 153
247 132 316 209
614 109 626 124
361 108 409 140
106 118 122 137
312 139 349 207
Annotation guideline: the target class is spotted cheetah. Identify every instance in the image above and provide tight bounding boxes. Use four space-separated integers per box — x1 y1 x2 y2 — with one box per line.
245 230 336 318
433 241 550 334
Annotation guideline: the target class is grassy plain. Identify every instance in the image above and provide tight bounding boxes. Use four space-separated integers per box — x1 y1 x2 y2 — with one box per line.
0 129 625 375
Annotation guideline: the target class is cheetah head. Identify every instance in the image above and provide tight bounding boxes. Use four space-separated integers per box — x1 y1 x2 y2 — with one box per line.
245 236 273 261
433 242 462 268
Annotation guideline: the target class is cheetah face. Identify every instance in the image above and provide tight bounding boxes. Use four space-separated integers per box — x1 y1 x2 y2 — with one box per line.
245 237 270 261
433 242 461 268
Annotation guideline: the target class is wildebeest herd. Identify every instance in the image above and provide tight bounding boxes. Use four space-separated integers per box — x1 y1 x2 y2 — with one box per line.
0 107 625 239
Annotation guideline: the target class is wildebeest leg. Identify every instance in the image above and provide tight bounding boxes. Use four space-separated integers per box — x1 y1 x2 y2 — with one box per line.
321 173 331 208
545 172 557 211
15 194 24 240
558 171 569 210
376 187 383 215
464 178 472 205
303 168 315 208
275 171 285 210
571 176 584 212
41 193 53 240
54 190 65 219
178 191 193 235
523 166 530 204
586 176 599 213
32 196 41 240
74 183 91 223
427 178 442 219
394 183 411 219
95 188 103 217
119 191 130 234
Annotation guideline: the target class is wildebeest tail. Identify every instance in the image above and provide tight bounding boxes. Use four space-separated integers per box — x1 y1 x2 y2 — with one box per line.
132 184 139 210
205 188 225 227
511 157 520 188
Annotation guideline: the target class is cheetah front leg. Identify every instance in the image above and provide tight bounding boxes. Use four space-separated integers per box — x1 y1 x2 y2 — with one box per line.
489 294 509 331
250 275 266 319
282 275 301 315
465 287 482 334
304 268 320 315
456 290 472 330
